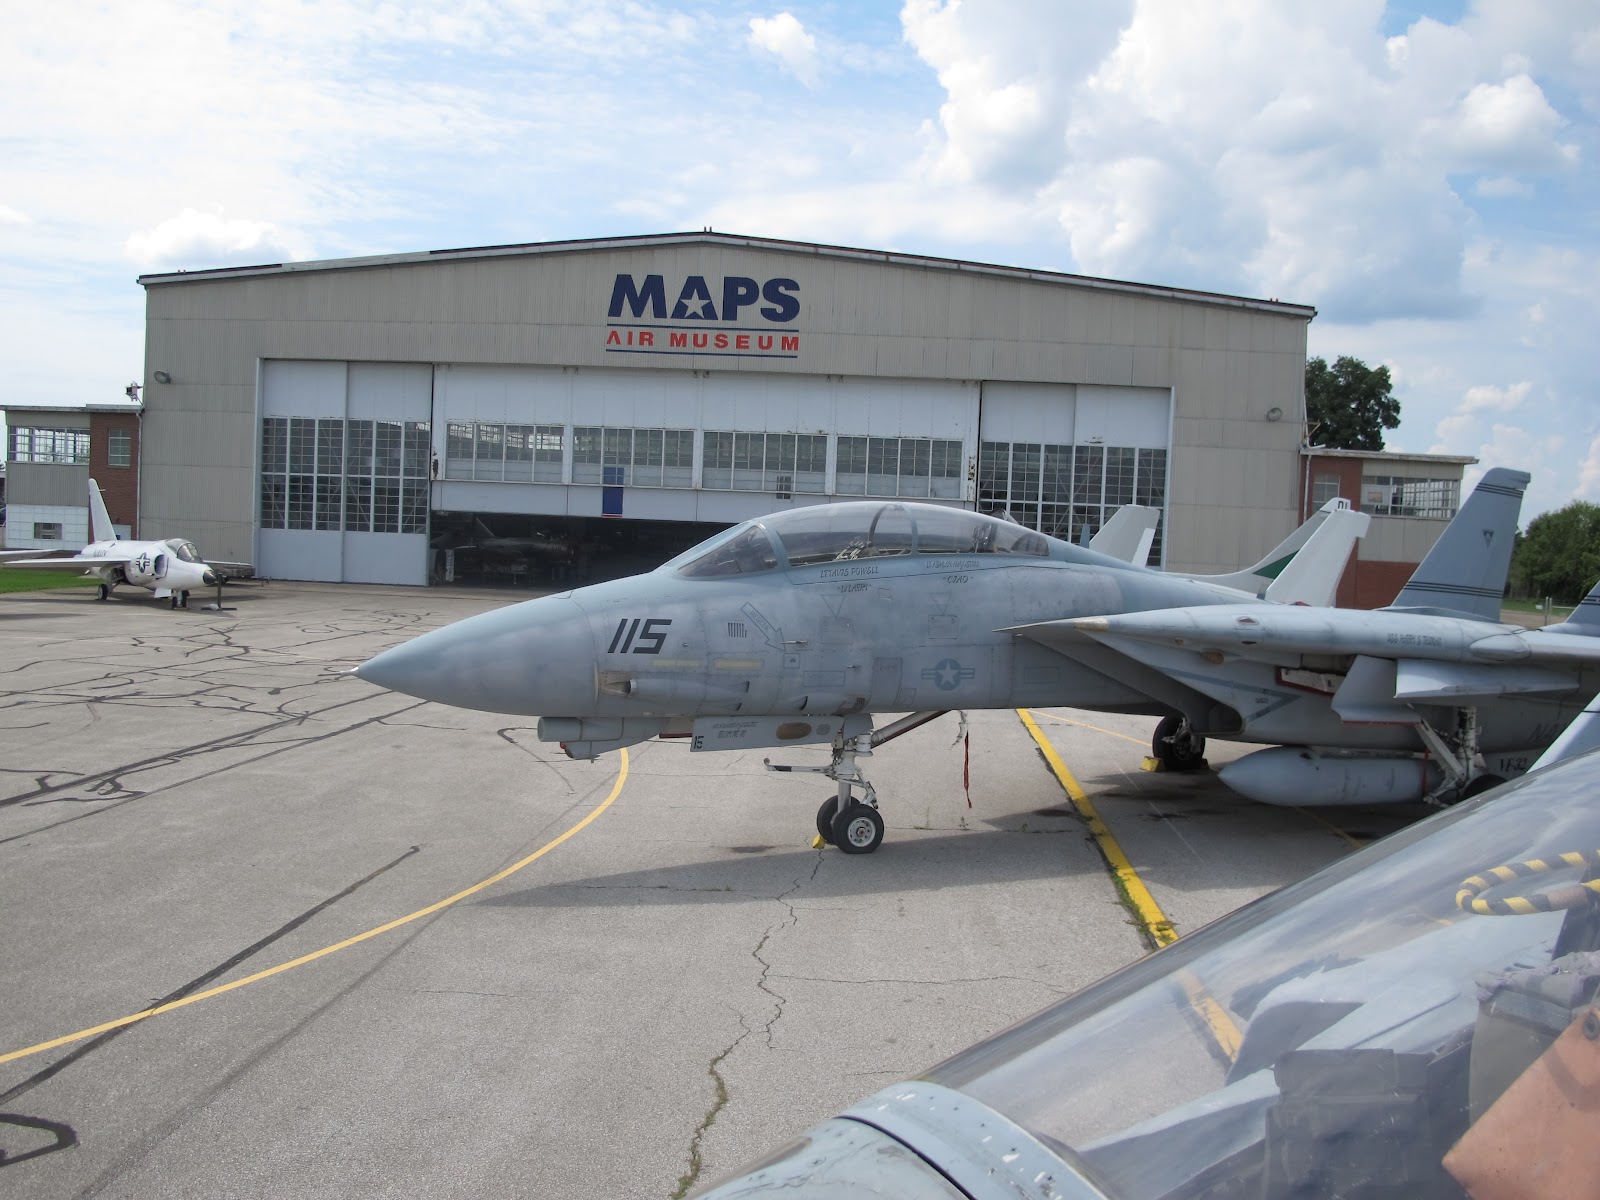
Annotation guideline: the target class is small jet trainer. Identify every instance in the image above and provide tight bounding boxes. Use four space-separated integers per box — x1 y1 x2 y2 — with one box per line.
356 484 1380 852
0 479 248 609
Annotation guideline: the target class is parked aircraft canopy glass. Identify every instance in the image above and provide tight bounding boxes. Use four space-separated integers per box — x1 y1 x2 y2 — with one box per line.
166 539 203 563
668 503 1053 578
771 502 1049 566
926 752 1600 1199
673 524 780 578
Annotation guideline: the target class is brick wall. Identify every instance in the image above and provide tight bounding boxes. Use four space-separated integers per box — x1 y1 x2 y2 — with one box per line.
89 412 140 537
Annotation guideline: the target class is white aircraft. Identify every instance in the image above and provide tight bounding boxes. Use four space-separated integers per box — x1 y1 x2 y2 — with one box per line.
0 479 249 609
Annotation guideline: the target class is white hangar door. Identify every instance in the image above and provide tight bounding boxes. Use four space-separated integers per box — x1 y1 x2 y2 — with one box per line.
258 361 434 585
977 383 1172 564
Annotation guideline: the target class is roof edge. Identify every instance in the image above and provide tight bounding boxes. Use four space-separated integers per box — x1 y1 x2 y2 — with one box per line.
137 230 1317 319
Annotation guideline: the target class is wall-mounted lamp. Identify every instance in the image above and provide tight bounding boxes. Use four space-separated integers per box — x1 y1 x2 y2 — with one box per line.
1265 406 1283 422
152 370 172 384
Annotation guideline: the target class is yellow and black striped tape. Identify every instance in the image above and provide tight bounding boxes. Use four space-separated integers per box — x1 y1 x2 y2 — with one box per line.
1456 850 1600 916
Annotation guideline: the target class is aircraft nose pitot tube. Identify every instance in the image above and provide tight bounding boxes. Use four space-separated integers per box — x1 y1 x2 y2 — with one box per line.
355 596 597 716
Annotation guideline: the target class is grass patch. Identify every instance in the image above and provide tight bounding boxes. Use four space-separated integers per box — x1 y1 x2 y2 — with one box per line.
1500 597 1574 620
0 567 99 595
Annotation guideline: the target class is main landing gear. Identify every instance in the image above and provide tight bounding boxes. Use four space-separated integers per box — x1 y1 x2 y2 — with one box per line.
97 583 112 601
766 711 948 855
1152 712 1207 771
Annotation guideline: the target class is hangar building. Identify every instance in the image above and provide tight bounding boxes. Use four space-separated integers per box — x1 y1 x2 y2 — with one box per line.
108 231 1320 587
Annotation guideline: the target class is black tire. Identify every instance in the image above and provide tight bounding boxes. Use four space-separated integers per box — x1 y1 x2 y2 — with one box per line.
1461 774 1506 801
97 583 109 601
1153 713 1206 771
815 797 839 844
170 594 179 609
831 803 884 855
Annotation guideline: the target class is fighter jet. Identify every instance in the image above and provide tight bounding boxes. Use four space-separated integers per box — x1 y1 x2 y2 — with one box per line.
1044 468 1600 805
0 478 249 609
354 478 1385 852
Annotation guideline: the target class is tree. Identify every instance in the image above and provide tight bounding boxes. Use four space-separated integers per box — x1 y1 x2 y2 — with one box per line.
1512 500 1600 605
1305 355 1401 451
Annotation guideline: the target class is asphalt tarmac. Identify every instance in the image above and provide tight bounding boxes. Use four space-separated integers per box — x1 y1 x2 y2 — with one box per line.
0 581 1430 1198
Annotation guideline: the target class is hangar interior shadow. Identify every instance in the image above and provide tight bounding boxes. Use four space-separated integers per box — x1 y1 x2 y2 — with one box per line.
427 511 725 589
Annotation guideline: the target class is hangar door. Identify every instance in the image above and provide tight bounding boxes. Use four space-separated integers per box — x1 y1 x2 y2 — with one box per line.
978 383 1172 564
257 361 433 585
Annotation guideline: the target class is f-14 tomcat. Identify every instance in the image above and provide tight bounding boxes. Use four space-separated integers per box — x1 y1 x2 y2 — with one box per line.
355 467 1598 852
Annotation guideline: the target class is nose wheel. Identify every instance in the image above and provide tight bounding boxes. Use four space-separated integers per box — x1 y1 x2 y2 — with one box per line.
813 795 886 854
767 711 949 855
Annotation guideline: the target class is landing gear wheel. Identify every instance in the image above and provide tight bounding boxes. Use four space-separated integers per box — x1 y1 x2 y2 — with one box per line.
97 583 109 601
1153 713 1207 771
815 797 839 845
170 594 179 609
831 803 884 855
1461 774 1506 801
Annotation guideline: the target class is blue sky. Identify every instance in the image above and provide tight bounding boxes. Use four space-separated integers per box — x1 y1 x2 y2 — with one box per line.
3 0 1596 521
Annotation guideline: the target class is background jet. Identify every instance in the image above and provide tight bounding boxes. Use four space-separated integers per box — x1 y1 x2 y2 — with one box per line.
1038 468 1600 804
0 478 250 609
1085 496 1369 609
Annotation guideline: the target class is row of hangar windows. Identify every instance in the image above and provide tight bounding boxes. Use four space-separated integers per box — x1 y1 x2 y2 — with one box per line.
442 421 967 499
255 414 1168 559
8 425 132 467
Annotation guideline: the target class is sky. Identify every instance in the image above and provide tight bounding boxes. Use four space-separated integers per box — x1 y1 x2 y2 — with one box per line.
2 0 1596 522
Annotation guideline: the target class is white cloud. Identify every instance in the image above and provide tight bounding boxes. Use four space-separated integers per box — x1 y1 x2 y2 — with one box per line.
898 1 1592 323
0 204 27 224
1475 175 1533 197
125 208 311 270
749 13 820 86
1461 381 1533 414
1579 436 1600 500
1426 74 1578 171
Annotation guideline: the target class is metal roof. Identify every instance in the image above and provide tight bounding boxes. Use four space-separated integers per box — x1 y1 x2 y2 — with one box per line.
137 230 1317 319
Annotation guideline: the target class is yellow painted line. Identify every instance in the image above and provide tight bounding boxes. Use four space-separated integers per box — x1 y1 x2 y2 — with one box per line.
1017 709 1177 948
0 752 629 1067
1016 711 1244 1060
1179 969 1242 1063
1025 708 1150 748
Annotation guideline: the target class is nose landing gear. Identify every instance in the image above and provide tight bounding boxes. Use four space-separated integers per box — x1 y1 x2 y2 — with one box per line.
766 711 949 855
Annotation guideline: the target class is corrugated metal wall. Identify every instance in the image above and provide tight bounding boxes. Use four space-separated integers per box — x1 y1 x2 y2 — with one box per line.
140 239 1312 575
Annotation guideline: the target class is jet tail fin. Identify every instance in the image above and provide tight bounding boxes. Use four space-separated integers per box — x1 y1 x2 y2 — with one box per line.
1386 467 1530 620
1262 502 1370 606
1088 505 1160 565
1546 578 1600 634
1198 498 1344 596
88 478 118 543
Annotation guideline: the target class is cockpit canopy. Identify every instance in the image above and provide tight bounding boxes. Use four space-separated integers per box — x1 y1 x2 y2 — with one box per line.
164 539 203 564
669 502 1050 579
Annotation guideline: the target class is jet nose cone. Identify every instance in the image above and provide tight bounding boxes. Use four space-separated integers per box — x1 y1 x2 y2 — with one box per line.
356 596 597 715
203 568 221 587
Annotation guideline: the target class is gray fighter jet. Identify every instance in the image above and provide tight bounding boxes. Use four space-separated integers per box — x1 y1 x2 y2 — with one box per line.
1047 468 1600 806
355 467 1595 850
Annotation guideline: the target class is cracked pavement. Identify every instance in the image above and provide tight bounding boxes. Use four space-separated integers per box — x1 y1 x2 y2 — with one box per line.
0 580 1393 1198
